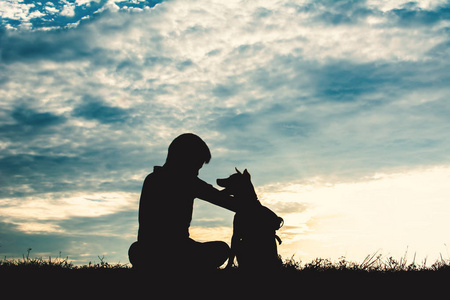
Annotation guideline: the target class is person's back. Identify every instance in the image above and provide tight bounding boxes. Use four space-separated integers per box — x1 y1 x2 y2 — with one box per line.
138 165 206 245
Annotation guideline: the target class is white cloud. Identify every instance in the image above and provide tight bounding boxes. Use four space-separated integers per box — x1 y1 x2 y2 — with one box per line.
13 221 65 234
0 0 35 22
60 3 76 17
95 0 120 13
0 192 139 221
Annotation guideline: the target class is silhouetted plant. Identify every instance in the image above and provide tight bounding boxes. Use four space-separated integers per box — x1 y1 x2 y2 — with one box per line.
2 248 450 274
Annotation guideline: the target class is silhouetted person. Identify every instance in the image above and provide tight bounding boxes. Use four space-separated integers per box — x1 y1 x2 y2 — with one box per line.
129 133 236 271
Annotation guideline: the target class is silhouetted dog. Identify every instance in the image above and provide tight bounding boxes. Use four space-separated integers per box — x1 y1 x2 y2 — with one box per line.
217 168 283 271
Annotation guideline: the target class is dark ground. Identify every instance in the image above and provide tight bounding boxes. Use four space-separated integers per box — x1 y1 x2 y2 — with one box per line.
0 254 450 300
1 259 449 298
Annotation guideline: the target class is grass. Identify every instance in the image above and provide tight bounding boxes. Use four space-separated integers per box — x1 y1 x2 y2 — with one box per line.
286 252 450 273
2 250 450 296
0 248 128 271
2 248 450 273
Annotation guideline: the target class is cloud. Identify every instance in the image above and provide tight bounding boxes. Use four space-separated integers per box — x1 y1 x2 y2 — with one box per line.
72 96 130 124
269 202 309 215
0 219 135 264
55 209 138 238
0 0 164 30
11 106 65 127
0 105 66 142
389 2 450 26
0 191 138 262
0 28 90 63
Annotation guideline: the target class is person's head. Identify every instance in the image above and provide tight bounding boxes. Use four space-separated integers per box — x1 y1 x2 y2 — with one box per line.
165 133 211 175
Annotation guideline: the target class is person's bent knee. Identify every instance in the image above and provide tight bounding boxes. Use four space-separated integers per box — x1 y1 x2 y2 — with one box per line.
129 241 146 269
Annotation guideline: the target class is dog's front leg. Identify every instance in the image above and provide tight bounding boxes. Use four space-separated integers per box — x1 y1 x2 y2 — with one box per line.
226 234 238 269
226 252 235 269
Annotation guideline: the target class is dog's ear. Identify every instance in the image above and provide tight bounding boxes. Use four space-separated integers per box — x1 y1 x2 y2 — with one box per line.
235 167 242 174
243 169 250 178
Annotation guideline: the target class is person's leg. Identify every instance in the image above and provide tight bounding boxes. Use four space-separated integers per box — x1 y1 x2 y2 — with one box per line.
185 239 230 269
129 241 176 271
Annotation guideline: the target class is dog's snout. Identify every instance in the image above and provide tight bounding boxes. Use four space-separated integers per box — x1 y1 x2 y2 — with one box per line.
217 178 227 187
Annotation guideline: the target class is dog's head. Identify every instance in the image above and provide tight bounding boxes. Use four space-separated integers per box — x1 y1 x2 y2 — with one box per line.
217 168 256 199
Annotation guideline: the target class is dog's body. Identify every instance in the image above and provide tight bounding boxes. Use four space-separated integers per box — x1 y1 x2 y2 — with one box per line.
217 169 283 270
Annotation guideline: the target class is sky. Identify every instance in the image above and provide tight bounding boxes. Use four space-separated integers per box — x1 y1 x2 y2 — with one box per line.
1 0 450 266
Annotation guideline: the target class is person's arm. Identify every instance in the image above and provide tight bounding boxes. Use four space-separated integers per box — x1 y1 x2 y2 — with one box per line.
195 179 238 212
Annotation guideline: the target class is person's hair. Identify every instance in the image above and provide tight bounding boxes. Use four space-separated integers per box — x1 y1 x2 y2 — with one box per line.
165 133 211 166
